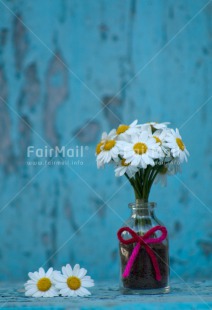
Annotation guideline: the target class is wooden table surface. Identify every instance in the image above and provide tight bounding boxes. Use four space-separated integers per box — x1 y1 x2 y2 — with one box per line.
0 280 211 309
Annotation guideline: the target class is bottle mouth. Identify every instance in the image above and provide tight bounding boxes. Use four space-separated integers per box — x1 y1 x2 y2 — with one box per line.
128 202 156 209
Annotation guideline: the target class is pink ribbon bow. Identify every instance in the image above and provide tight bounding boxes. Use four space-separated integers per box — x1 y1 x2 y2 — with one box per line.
117 225 167 281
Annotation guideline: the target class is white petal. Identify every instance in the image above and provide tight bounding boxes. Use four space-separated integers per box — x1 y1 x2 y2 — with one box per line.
115 167 125 177
33 291 43 298
130 119 138 126
34 271 40 279
38 268 45 277
53 273 66 283
105 152 111 163
109 128 116 137
50 288 59 296
60 287 71 296
66 289 75 297
140 158 147 169
24 280 36 286
25 287 37 296
83 276 92 281
46 267 53 278
81 279 95 287
142 154 150 165
51 270 60 281
131 156 140 166
73 264 80 276
55 282 67 289
78 268 87 279
72 290 78 297
25 284 37 290
62 266 69 277
76 288 87 297
78 287 91 296
65 264 73 276
101 132 107 140
185 149 189 156
43 291 51 298
28 272 39 281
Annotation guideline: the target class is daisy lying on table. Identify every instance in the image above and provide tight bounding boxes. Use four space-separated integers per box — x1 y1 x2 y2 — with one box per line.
24 264 94 297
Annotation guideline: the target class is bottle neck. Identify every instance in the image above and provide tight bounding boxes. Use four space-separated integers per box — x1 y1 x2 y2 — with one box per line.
130 200 155 217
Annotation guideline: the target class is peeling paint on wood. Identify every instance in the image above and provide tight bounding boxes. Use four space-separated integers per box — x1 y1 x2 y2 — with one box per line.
0 0 211 282
74 120 100 143
0 67 16 173
0 281 212 309
44 51 69 146
13 14 28 75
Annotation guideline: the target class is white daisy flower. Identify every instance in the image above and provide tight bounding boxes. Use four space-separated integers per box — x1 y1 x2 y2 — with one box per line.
116 120 140 140
154 165 168 187
54 264 94 297
154 161 181 187
24 267 59 298
168 160 182 175
115 158 139 178
119 131 160 169
151 129 170 157
96 129 119 167
141 122 170 133
165 128 189 163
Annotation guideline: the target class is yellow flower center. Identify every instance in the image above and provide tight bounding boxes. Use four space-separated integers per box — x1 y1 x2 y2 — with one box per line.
67 276 81 290
121 159 130 166
96 141 104 155
133 142 148 155
153 136 162 144
176 138 185 151
116 124 129 135
103 140 116 151
37 277 52 292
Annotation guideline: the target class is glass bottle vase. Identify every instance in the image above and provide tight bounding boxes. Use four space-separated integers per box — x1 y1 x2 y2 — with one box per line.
118 200 170 294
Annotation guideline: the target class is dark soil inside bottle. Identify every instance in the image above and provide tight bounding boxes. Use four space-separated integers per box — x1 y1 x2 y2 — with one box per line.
119 242 169 290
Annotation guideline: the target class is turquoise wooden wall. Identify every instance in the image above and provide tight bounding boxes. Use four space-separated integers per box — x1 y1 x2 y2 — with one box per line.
0 0 211 281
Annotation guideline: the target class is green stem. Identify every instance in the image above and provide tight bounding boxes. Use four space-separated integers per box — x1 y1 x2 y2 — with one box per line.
124 173 141 199
146 165 162 198
135 171 143 198
142 165 152 201
124 161 168 202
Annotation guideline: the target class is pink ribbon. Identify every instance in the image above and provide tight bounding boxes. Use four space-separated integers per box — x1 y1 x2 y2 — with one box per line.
117 225 167 281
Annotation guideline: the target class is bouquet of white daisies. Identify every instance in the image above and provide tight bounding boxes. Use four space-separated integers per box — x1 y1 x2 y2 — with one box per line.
95 120 189 201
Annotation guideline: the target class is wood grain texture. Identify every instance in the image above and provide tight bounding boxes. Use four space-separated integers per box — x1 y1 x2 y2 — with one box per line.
0 280 212 309
0 0 211 282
